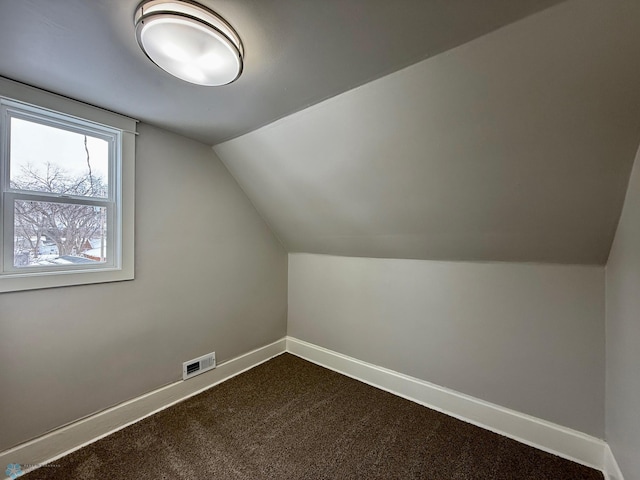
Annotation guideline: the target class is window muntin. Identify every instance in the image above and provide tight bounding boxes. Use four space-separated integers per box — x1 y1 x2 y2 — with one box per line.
1 98 121 277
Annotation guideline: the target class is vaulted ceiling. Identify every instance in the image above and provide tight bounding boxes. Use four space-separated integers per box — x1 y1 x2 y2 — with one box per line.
1 0 639 264
214 0 640 264
0 0 566 145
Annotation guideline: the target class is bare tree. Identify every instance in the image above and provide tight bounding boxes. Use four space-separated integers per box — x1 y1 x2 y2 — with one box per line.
11 161 107 262
13 201 46 259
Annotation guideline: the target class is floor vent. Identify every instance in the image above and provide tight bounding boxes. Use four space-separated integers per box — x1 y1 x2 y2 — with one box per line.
183 352 216 380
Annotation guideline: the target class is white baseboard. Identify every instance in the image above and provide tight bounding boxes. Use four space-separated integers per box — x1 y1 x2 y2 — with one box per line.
2 335 623 480
286 336 609 473
0 338 286 478
603 444 625 480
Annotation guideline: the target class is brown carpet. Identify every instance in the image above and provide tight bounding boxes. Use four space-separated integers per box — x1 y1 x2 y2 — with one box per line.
23 353 603 479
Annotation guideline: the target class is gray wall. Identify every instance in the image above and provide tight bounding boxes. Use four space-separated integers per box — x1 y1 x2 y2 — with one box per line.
0 123 288 451
606 148 640 478
288 253 605 437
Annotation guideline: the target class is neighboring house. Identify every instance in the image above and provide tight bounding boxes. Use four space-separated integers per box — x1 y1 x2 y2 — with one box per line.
81 239 106 262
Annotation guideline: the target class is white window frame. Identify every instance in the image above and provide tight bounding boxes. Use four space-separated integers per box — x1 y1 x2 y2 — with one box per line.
0 77 135 292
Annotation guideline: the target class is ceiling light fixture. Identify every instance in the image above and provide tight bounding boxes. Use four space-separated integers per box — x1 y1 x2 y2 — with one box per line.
134 0 243 86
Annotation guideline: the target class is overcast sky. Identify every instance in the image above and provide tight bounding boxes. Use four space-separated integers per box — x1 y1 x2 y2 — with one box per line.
10 117 109 184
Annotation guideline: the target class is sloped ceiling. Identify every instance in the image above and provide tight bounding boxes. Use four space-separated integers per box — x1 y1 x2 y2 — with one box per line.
0 0 565 145
214 0 640 265
1 0 639 265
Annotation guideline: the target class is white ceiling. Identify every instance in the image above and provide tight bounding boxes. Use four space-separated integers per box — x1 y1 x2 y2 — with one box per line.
1 0 639 265
215 0 640 264
0 0 564 145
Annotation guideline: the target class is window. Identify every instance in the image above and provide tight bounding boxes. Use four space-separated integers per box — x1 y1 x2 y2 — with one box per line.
0 78 135 292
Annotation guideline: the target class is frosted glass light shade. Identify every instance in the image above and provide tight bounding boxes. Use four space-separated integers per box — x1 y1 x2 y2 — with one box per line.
134 0 243 86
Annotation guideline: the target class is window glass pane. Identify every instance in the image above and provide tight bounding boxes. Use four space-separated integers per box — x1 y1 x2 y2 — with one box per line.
10 117 109 198
14 200 107 267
